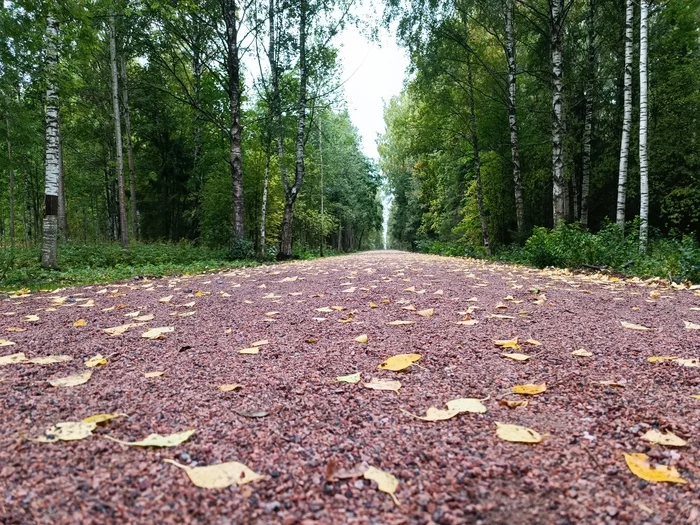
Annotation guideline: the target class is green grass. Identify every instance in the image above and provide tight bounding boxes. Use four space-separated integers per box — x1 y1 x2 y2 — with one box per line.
0 241 259 292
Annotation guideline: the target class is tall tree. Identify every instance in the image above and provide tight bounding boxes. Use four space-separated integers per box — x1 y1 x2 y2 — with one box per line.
638 0 649 252
42 16 60 268
549 0 567 226
616 0 633 232
580 0 596 229
505 0 523 234
6 114 15 242
120 55 138 240
109 14 128 248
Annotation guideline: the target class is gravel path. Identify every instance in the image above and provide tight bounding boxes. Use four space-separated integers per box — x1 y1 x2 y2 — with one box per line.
1 250 699 524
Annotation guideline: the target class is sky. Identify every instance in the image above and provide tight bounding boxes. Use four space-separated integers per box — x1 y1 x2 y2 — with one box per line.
333 20 409 160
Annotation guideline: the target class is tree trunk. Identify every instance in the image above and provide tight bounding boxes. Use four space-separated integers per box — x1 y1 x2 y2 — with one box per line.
120 54 138 240
279 0 308 259
550 0 566 226
465 25 491 255
57 110 67 240
505 0 524 235
6 115 15 243
580 0 596 229
616 0 634 232
42 16 60 269
109 14 128 248
319 117 325 257
222 0 245 242
639 0 649 253
259 155 270 257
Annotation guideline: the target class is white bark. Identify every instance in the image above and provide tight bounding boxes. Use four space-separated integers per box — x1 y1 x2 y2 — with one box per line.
580 0 596 229
505 0 524 234
550 0 566 226
639 0 649 252
120 55 138 240
42 16 60 269
109 14 128 247
259 157 270 257
616 0 634 232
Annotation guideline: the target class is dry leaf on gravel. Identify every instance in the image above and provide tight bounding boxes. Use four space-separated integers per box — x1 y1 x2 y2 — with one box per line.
48 371 92 387
164 459 263 489
378 353 421 371
238 347 259 355
387 320 414 326
0 339 16 347
571 349 593 357
675 358 700 368
512 383 546 395
524 339 542 346
23 315 40 322
354 334 368 343
402 398 487 421
363 378 401 393
417 308 434 317
595 379 627 388
235 409 269 418
648 356 678 363
141 327 174 340
337 372 361 384
495 422 544 444
218 384 242 392
26 355 72 365
641 429 687 447
316 307 334 313
73 319 87 328
503 353 532 361
105 429 195 448
85 354 107 368
623 453 686 484
251 340 269 347
0 352 26 365
499 400 528 408
83 413 127 424
363 466 399 505
25 421 97 443
683 321 700 330
144 371 165 378
456 319 479 326
620 321 652 331
495 340 520 351
489 314 515 319
104 323 145 336
159 295 173 303
134 314 155 322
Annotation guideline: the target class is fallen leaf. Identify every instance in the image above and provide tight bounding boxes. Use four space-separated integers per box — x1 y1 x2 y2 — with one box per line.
403 286 416 293
141 327 174 340
105 429 195 448
363 378 401 393
23 315 40 322
235 409 269 418
456 319 479 326
73 319 87 328
48 371 92 387
648 356 678 363
417 308 434 317
0 352 26 365
503 353 532 361
512 383 546 395
26 421 97 443
82 413 127 424
124 311 141 318
401 305 416 311
595 379 627 388
85 354 107 368
642 429 687 447
571 349 593 357
354 334 368 344
337 372 361 384
164 459 263 488
495 422 544 444
218 384 243 392
77 300 95 308
675 358 700 368
251 339 269 347
144 371 165 378
316 307 334 313
623 453 686 484
621 321 652 331
103 323 145 336
387 320 414 326
134 314 155 322
378 353 421 371
363 466 399 505
194 291 210 297
264 311 279 317
238 347 259 355
494 338 520 350
489 314 516 319
159 295 173 303
25 355 72 365
368 302 379 308
499 400 528 408
5 327 25 332
524 339 542 346
683 321 700 330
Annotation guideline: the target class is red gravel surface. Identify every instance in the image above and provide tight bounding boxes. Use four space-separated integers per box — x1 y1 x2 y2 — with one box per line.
1 251 700 524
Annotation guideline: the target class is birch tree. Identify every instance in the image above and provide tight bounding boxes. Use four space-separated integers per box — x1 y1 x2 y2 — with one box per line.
505 0 523 234
549 0 566 226
109 14 128 247
120 55 138 240
616 0 633 232
579 0 596 229
638 0 649 252
42 16 60 268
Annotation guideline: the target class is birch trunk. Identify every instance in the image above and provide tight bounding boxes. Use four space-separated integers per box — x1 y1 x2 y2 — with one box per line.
57 109 67 240
638 0 649 253
120 55 138 240
259 155 270 258
550 0 566 226
616 0 634 232
109 14 128 248
505 0 524 234
319 118 325 257
6 115 15 242
42 16 60 268
222 0 245 242
580 0 596 229
279 0 308 259
466 28 491 255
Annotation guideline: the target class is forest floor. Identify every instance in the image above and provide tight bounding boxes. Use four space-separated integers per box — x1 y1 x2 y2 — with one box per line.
1 250 700 524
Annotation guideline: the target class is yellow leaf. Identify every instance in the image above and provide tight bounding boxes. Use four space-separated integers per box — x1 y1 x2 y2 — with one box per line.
264 311 279 317
218 384 243 392
5 327 25 332
403 286 416 293
642 429 687 447
524 339 542 346
401 305 416 311
648 356 678 363
194 291 210 297
82 413 127 424
85 354 107 368
338 317 354 323
445 398 487 414
512 383 546 395
238 347 259 355
621 321 652 331
164 459 263 488
26 421 97 443
141 327 174 340
25 355 72 365
354 334 368 344
363 466 399 505
691 395 700 400
336 372 361 384
417 308 434 317
0 352 26 365
316 307 334 313
48 371 92 387
456 319 479 326
159 295 173 303
495 422 544 444
683 321 700 330
494 338 520 349
489 314 515 319
23 314 40 322
387 320 414 326
105 429 195 448
499 400 528 408
571 349 593 357
503 353 532 361
144 371 165 378
251 339 269 347
134 314 155 322
378 353 421 371
73 319 87 328
103 323 145 336
363 378 401 393
675 358 700 368
623 453 686 484
368 302 379 308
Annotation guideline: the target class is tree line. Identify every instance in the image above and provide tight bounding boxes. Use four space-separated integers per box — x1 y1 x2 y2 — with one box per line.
380 0 699 254
0 0 383 267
